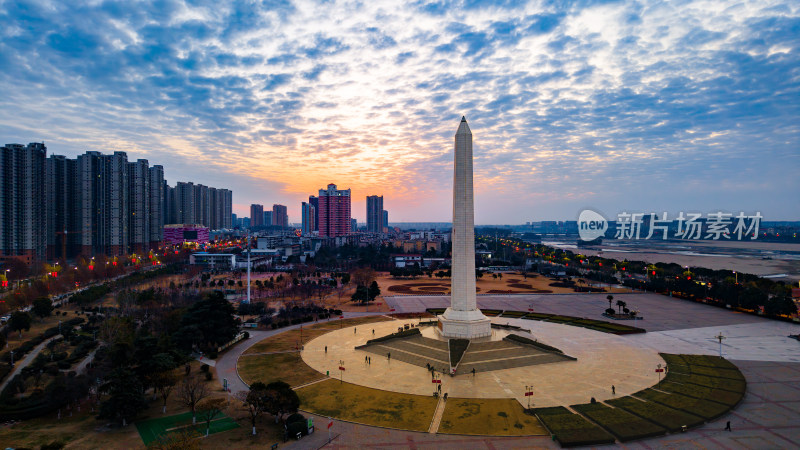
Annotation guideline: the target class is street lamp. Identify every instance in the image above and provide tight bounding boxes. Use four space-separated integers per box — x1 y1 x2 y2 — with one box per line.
715 332 726 358
524 384 534 409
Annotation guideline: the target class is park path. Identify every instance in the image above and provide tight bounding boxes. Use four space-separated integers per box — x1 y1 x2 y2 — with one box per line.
213 311 380 395
428 396 446 433
0 335 59 392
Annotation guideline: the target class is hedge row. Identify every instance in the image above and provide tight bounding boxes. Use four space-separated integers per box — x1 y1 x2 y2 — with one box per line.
533 406 616 448
658 381 742 407
364 327 421 345
449 339 469 367
504 334 564 354
425 309 646 334
634 388 731 421
607 396 704 432
570 402 666 442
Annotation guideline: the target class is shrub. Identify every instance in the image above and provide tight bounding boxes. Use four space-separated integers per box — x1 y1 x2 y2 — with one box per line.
204 371 213 381
570 402 666 442
242 331 250 339
200 364 210 373
449 339 469 367
286 412 305 424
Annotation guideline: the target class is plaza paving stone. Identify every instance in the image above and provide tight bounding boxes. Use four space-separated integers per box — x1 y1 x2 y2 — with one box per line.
301 319 664 407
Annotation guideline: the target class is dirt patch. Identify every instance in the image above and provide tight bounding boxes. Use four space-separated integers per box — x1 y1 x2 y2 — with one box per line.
507 283 534 289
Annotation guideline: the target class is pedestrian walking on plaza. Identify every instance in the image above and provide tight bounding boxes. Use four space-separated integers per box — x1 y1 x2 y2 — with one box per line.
365 355 368 363
388 352 391 361
372 329 375 336
368 356 371 365
725 421 731 431
354 327 357 334
325 346 327 353
472 368 476 377
612 385 615 395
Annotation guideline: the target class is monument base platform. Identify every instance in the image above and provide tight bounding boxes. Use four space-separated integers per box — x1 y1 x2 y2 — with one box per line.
438 308 492 339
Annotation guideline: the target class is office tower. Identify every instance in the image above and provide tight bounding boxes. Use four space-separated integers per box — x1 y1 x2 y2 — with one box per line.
129 159 151 253
272 204 288 227
231 213 238 227
301 202 316 235
164 181 175 224
46 154 78 260
250 204 264 227
317 184 351 237
439 116 490 338
308 195 319 230
0 143 47 265
263 211 272 226
366 195 384 233
148 165 164 247
383 210 389 231
351 218 358 232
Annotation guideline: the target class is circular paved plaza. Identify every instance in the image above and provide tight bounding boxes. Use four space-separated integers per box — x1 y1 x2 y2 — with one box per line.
302 318 664 407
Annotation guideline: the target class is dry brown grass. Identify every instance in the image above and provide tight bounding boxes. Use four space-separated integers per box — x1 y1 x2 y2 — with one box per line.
243 316 394 355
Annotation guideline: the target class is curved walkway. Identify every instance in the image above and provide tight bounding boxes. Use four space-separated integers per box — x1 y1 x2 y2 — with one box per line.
0 335 59 393
214 312 378 395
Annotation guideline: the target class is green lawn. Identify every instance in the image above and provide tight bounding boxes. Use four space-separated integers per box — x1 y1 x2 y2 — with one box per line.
296 379 438 432
438 398 547 436
135 411 239 446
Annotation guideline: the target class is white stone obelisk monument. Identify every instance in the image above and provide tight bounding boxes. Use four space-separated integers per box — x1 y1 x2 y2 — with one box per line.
439 116 492 339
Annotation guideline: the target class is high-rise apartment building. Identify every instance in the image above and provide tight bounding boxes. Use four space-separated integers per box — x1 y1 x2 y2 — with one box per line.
129 159 151 253
301 202 316 235
75 151 130 257
351 218 358 232
308 195 319 230
148 165 164 246
175 182 196 224
0 143 47 265
383 210 389 231
250 204 264 227
366 195 384 233
263 211 272 227
272 204 288 227
46 154 78 260
317 184 351 237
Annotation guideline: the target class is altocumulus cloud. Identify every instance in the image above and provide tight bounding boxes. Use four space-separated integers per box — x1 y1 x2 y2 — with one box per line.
0 0 798 222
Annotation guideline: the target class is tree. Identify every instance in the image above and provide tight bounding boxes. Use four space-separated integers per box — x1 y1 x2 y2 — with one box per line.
607 295 614 310
350 285 370 304
262 380 300 422
176 291 238 352
178 375 210 424
238 383 267 436
616 300 626 314
197 397 227 437
8 311 32 338
147 429 201 450
98 368 147 426
765 296 797 316
154 369 181 414
32 297 54 320
368 281 381 301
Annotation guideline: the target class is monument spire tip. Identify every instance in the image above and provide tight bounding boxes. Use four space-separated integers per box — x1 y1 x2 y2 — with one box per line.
461 116 466 122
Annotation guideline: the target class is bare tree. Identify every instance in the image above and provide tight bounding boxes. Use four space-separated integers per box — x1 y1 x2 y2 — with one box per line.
154 369 181 414
178 375 209 424
197 397 227 437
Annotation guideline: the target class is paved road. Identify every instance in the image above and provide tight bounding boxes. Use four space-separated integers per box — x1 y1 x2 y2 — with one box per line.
214 311 380 395
0 335 59 392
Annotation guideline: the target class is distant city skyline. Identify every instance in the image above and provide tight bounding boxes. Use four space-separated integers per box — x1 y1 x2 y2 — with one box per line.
1 1 798 222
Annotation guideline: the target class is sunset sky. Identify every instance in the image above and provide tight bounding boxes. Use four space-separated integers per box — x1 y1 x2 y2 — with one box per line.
1 0 798 224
